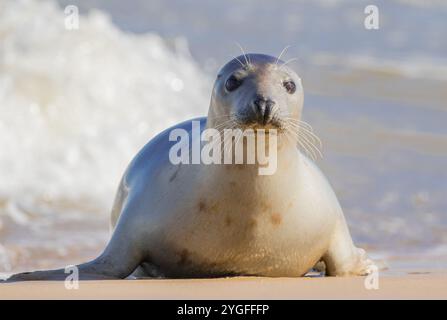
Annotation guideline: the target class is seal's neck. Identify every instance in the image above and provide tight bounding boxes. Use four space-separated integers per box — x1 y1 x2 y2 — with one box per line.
200 135 302 184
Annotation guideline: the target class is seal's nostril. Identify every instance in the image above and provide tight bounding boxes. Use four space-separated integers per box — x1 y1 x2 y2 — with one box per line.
263 104 272 123
253 97 275 124
265 100 275 109
253 97 266 113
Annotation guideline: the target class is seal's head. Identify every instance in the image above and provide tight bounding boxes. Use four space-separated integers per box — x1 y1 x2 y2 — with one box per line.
208 53 303 131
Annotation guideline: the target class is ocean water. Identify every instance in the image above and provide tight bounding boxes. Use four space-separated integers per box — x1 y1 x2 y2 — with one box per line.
0 0 446 275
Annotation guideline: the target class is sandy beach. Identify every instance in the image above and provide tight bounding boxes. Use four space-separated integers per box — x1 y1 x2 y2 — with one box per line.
1 273 446 300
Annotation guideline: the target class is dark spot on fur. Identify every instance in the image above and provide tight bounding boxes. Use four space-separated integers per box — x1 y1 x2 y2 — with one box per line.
198 200 206 212
261 201 272 211
178 249 190 266
198 199 219 214
270 213 282 226
169 163 182 182
247 218 257 229
225 215 232 226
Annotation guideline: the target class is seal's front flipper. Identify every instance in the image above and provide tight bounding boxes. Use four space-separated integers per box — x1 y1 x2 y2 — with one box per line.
311 260 326 273
323 246 374 276
323 215 374 276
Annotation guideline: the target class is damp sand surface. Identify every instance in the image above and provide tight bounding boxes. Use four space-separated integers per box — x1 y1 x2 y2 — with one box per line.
1 272 446 299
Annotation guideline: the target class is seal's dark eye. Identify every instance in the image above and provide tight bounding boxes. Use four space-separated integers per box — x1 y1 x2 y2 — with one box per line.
225 75 242 92
283 80 296 94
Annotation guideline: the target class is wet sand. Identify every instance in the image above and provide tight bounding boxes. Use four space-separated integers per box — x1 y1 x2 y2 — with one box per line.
1 273 446 299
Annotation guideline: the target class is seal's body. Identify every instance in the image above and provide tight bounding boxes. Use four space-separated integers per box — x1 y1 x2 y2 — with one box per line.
113 118 338 277
7 54 373 281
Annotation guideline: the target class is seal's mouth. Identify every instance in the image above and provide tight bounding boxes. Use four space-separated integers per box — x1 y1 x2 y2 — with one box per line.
235 116 285 132
245 122 283 132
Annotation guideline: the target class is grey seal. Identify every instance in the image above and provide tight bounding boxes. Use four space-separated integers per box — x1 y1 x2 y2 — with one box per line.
6 54 373 281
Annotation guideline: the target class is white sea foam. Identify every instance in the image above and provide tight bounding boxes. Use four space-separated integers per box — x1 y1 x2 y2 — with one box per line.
0 0 210 209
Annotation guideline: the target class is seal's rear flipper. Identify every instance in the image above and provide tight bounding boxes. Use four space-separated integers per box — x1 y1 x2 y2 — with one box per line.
4 267 120 282
5 221 145 282
5 250 140 282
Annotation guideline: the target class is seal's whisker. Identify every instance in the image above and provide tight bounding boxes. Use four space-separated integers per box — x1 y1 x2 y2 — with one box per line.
233 130 244 161
209 127 226 148
235 42 250 67
289 128 316 161
247 50 252 65
295 128 322 148
213 119 236 130
285 119 321 145
282 117 314 132
284 128 298 148
210 126 231 140
285 119 320 144
211 115 236 123
296 119 313 130
230 55 245 68
204 119 236 153
297 121 314 133
284 125 306 158
283 129 296 150
286 124 321 161
298 135 317 161
217 123 238 155
213 117 238 129
280 57 299 69
212 114 233 119
283 117 314 131
300 130 323 149
213 118 233 128
297 131 323 159
212 125 229 134
286 121 322 148
276 45 291 66
288 124 321 157
222 128 237 156
212 122 237 152
209 131 227 156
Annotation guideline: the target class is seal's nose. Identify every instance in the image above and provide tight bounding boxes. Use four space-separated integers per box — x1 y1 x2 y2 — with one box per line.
253 96 276 125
